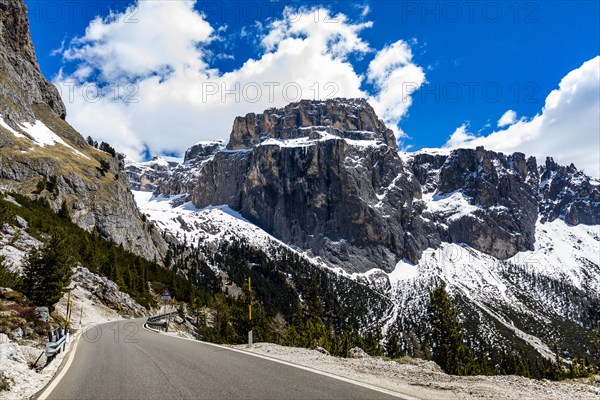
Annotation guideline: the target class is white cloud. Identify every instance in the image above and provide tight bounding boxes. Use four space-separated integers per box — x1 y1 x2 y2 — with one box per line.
55 2 424 160
497 110 517 127
444 124 476 149
63 1 213 81
366 40 426 139
444 56 600 178
356 3 371 18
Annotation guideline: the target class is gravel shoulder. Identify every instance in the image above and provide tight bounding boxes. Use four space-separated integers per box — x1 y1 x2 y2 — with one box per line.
233 343 600 400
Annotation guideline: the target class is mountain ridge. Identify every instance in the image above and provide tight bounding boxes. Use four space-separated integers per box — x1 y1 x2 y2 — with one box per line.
126 98 599 360
127 98 600 273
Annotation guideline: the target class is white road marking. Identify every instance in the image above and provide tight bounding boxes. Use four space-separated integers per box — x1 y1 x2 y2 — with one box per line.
36 328 86 400
142 323 418 400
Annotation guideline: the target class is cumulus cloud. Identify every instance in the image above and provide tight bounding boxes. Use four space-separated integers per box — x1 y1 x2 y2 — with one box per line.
497 110 517 127
63 1 213 81
55 1 424 161
444 56 600 178
367 40 426 139
444 124 476 148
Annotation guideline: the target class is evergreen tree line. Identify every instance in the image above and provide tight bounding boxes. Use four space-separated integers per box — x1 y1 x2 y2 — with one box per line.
0 194 201 309
2 193 597 381
416 286 599 380
190 274 384 358
166 238 389 356
86 136 117 157
499 261 598 328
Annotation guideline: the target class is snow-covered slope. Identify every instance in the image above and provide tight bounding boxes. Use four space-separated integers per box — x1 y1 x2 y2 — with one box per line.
0 116 88 159
132 191 330 270
134 191 282 249
354 217 599 359
133 183 599 361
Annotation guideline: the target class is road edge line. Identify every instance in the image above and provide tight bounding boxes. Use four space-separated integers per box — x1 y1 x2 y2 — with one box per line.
141 324 419 400
35 327 87 400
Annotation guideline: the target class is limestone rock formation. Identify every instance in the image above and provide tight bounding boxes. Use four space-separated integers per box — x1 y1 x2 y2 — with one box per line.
0 0 65 123
0 0 165 261
227 98 397 150
539 157 600 225
125 141 224 198
128 98 599 274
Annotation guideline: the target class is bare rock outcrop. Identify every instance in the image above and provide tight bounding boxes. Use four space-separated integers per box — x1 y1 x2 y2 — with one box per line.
0 0 166 261
0 0 65 123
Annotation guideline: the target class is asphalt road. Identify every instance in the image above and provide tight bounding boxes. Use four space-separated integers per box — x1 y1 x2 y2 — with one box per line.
40 319 405 400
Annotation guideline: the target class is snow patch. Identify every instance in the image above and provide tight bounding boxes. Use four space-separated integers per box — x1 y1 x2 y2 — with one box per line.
4 119 90 160
0 116 26 139
424 190 483 221
258 131 383 149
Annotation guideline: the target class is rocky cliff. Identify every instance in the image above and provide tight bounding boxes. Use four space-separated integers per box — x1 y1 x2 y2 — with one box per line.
227 98 397 150
128 98 599 274
188 99 434 272
126 98 599 274
0 0 166 261
408 148 540 259
0 0 65 123
125 141 223 198
539 157 600 225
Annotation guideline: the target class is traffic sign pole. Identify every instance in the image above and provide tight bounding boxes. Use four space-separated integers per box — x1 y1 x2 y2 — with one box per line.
248 277 252 348
161 288 172 332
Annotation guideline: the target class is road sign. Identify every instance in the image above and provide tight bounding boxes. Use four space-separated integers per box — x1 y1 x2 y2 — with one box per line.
161 288 171 302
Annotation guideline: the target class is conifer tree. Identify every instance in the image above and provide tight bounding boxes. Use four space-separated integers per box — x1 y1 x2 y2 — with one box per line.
22 233 74 310
427 286 474 375
307 276 323 322
593 310 600 370
385 327 401 359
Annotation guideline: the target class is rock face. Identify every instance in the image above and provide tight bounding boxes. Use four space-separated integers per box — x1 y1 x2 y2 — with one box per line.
0 0 165 261
409 148 540 259
0 0 65 123
188 100 554 272
125 141 223 198
190 99 439 273
73 266 146 316
126 99 598 274
539 157 600 225
227 98 397 150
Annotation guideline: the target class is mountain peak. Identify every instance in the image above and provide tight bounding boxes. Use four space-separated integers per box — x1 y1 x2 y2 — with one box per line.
226 98 397 150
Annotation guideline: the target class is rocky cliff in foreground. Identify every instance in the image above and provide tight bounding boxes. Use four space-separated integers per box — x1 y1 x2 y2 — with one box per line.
0 0 166 260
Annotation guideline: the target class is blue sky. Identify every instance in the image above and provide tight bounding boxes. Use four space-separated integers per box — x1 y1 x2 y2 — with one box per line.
24 0 600 175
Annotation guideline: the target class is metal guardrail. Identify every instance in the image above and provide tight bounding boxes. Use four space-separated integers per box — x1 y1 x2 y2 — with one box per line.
146 312 177 332
146 320 168 331
147 312 177 323
45 327 67 364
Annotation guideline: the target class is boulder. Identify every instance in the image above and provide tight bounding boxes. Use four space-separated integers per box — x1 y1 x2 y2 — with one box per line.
15 215 27 229
314 346 330 356
35 306 49 322
11 327 23 340
347 347 369 359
